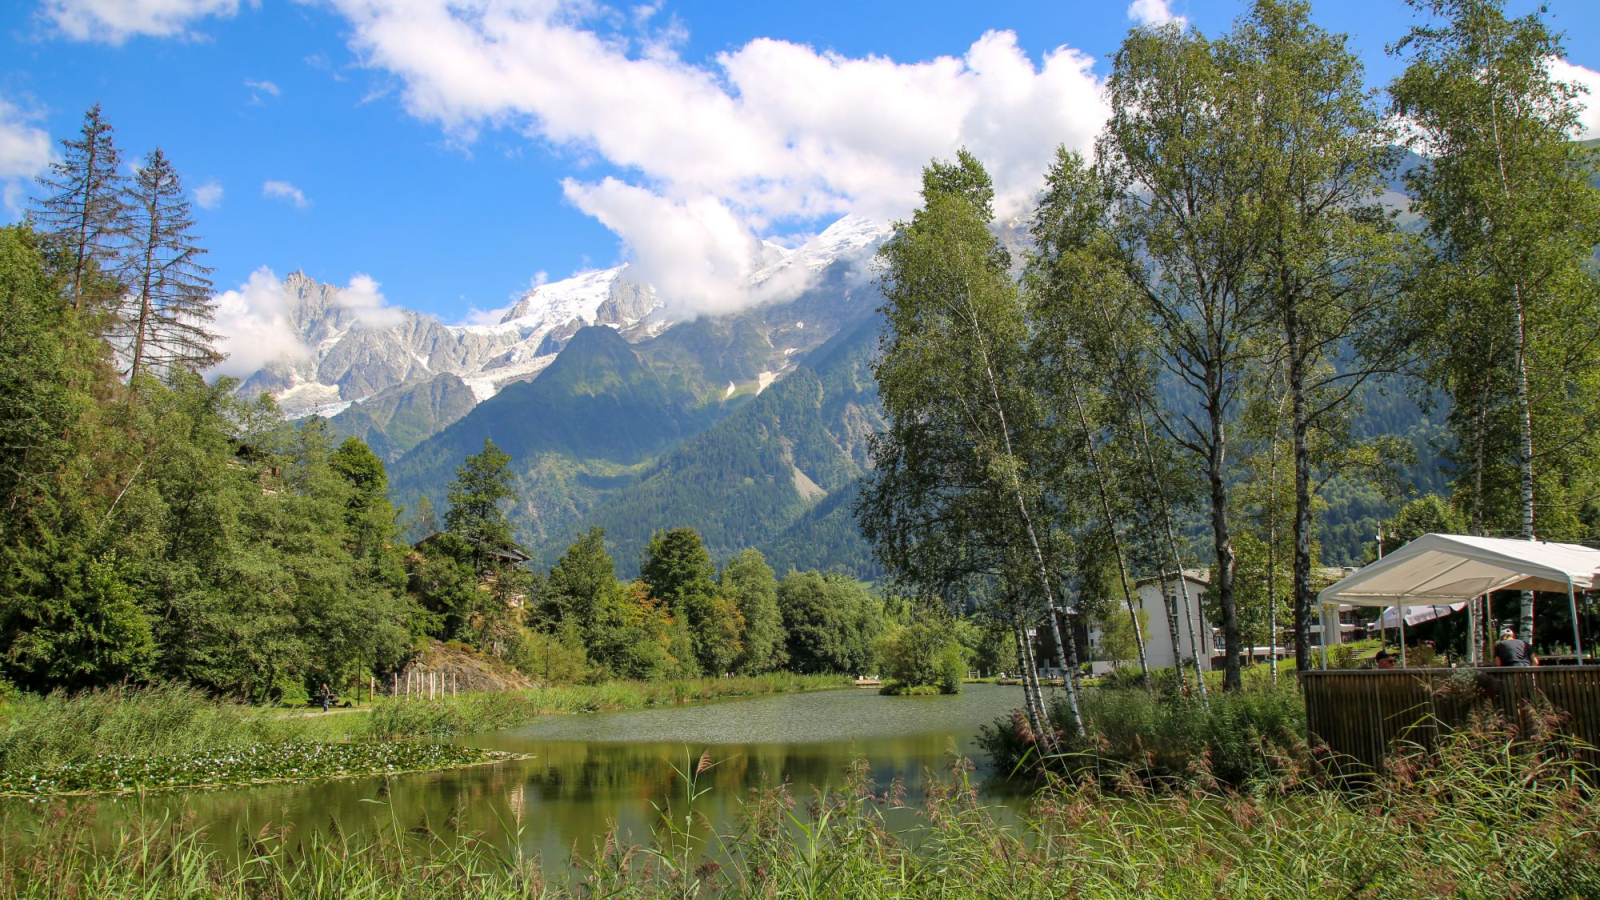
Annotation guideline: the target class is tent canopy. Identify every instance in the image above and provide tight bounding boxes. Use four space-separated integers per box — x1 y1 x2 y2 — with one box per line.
1318 534 1600 608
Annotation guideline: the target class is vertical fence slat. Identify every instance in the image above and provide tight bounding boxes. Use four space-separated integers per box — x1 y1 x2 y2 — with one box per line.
1300 666 1600 776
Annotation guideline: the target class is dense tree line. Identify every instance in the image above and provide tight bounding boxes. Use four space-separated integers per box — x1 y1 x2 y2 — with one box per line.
520 521 890 682
859 0 1600 736
0 223 414 698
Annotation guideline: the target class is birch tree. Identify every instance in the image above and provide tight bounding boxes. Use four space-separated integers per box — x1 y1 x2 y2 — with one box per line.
1030 148 1209 699
1392 0 1600 639
1095 21 1278 691
858 151 1084 737
1232 0 1408 671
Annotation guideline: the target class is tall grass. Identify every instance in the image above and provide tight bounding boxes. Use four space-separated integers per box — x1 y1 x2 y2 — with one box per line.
3 714 1594 899
0 684 356 775
981 679 1309 788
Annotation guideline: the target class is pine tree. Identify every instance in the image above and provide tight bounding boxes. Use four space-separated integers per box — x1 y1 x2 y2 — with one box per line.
444 438 519 569
125 149 219 380
30 104 127 315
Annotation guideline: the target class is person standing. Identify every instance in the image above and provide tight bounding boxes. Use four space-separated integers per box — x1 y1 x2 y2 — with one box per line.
320 682 331 712
1493 628 1538 667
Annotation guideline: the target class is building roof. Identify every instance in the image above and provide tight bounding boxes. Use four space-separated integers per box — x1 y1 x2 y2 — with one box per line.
1133 568 1211 589
413 532 532 564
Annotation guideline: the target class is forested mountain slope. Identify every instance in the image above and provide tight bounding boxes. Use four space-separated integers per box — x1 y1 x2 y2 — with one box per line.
532 314 885 577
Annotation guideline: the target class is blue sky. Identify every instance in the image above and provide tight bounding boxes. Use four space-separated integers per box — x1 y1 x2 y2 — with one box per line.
2 0 1597 341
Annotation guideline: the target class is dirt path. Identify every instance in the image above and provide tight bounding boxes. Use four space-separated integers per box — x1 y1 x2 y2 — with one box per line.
269 706 373 720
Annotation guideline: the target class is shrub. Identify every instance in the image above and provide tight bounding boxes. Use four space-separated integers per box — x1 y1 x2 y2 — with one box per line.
875 622 966 695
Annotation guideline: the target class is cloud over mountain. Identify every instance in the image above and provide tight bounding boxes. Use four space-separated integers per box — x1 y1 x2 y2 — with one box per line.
209 267 310 379
322 0 1107 305
0 95 52 219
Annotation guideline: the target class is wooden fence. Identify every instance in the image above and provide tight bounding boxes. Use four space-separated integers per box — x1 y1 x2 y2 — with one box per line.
1299 666 1600 774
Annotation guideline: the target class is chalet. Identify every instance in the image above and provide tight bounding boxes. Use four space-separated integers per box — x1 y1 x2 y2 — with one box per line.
410 533 533 608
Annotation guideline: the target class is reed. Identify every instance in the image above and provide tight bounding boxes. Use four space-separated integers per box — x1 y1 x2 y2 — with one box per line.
981 679 1309 788
0 675 850 781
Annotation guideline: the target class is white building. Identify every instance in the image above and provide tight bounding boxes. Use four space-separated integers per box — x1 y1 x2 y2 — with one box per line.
1087 566 1361 674
1088 570 1216 675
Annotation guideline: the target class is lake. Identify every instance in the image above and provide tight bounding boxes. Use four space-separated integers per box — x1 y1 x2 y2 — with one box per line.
9 684 1032 866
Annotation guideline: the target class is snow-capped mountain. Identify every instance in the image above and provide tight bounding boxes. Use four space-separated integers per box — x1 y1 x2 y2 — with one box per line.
238 215 889 419
750 215 886 288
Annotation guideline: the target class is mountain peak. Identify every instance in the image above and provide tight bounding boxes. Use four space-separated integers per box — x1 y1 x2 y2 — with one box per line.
749 215 889 288
497 265 628 327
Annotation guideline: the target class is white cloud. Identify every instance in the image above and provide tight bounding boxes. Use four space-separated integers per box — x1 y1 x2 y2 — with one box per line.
192 179 223 209
1127 0 1184 27
245 78 280 104
335 273 406 328
323 0 1109 313
42 0 248 44
209 267 312 378
0 96 52 220
1551 58 1600 140
262 179 309 208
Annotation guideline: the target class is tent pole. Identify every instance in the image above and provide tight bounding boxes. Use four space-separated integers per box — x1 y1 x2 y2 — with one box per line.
1569 578 1583 665
1468 596 1478 666
1399 607 1407 668
1318 604 1328 670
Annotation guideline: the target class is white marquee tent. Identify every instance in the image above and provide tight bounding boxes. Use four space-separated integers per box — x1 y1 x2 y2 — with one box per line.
1316 534 1599 666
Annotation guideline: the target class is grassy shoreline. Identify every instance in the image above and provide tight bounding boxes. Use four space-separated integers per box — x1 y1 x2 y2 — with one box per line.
0 674 852 789
3 721 1594 900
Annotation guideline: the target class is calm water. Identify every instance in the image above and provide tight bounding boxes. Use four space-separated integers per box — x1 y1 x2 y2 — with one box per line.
7 685 1031 865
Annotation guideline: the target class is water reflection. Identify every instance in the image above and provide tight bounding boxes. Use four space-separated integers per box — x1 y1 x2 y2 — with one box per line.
3 684 1031 866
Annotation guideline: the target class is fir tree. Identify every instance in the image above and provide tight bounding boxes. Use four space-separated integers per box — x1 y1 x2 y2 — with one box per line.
125 149 219 379
30 104 127 315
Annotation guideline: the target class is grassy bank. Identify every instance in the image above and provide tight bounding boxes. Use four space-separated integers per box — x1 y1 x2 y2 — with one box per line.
0 674 852 782
364 673 854 739
3 718 1593 899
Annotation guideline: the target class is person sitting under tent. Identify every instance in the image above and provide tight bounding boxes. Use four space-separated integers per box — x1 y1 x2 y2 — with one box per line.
1493 627 1538 667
